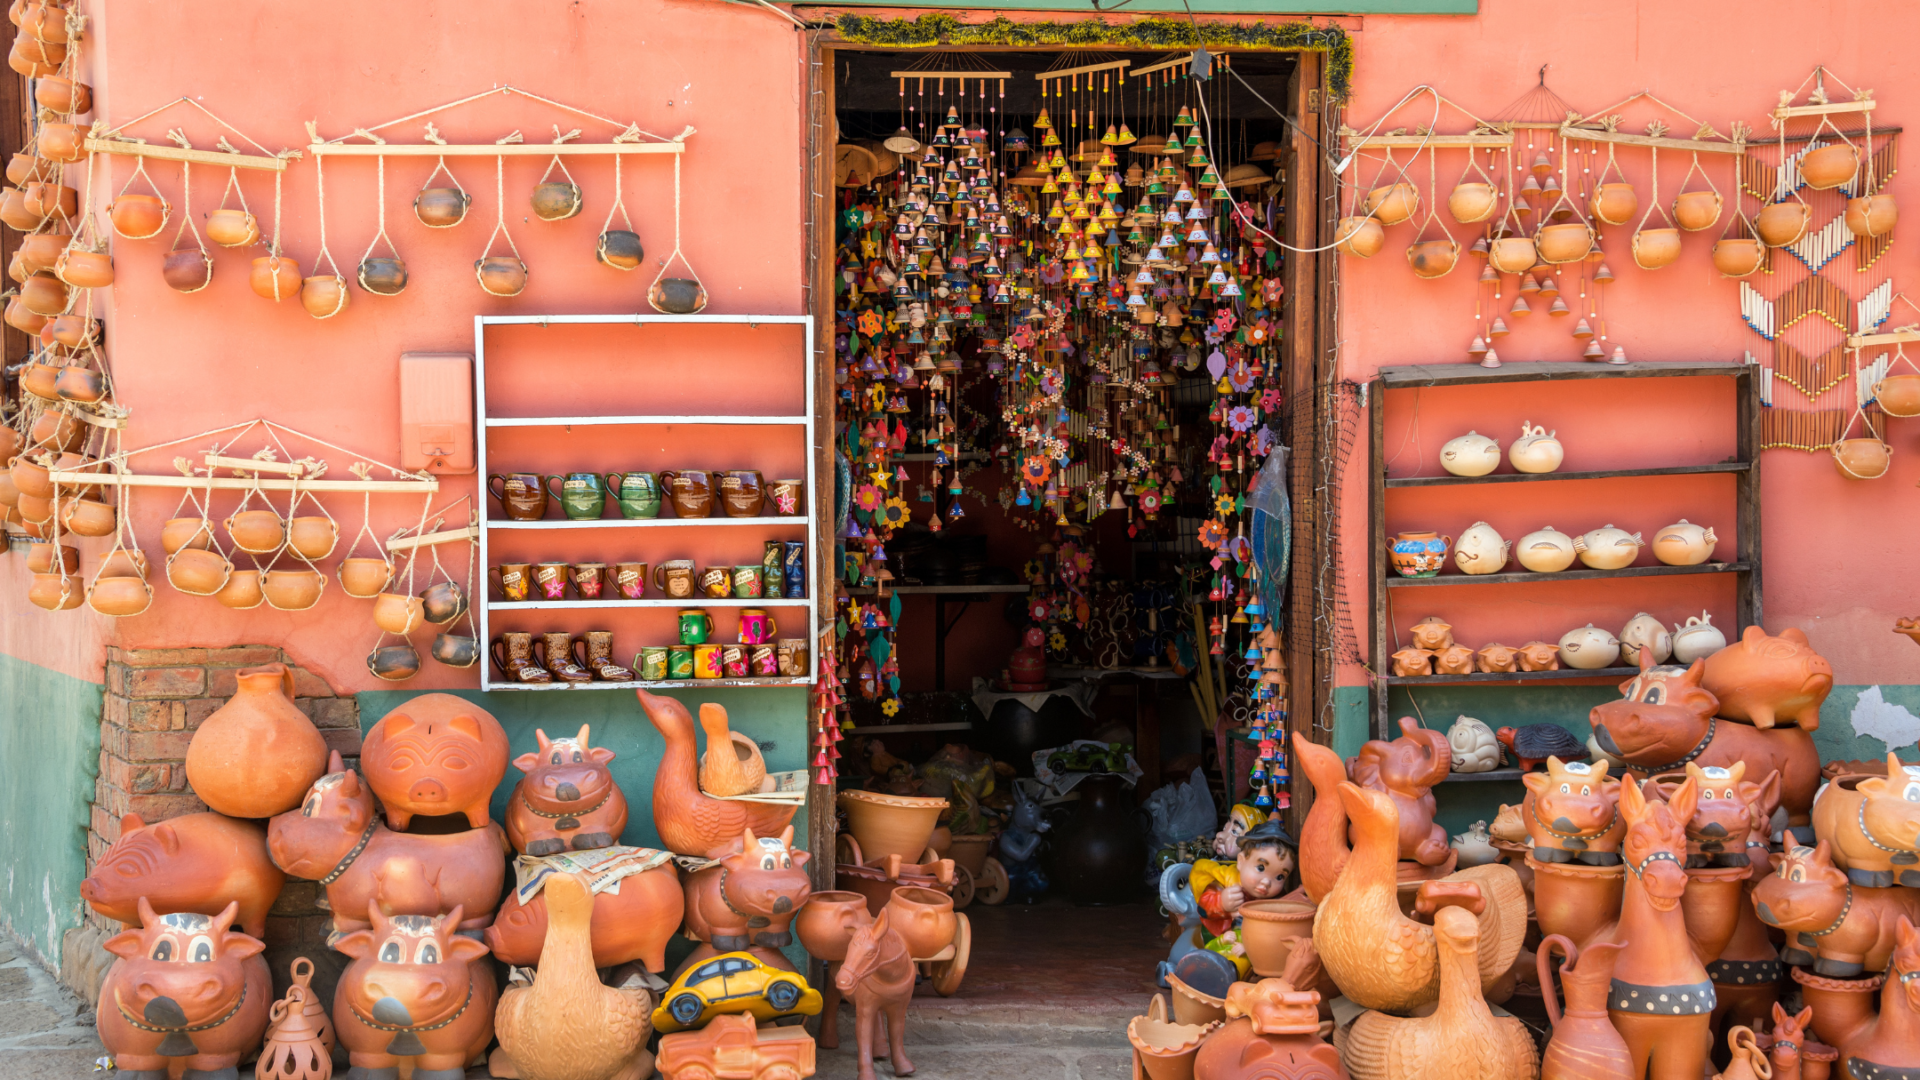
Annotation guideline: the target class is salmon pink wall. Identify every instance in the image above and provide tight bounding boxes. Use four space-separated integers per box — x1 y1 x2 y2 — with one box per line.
10 0 807 691
1340 0 1920 691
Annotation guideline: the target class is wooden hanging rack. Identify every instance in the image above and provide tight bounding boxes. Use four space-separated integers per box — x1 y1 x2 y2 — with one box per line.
1557 123 1747 155
306 85 690 159
1339 127 1514 149
1036 59 1130 81
49 471 438 494
82 135 289 171
385 522 478 553
1130 56 1196 80
1848 328 1920 350
1773 99 1876 122
890 70 1012 80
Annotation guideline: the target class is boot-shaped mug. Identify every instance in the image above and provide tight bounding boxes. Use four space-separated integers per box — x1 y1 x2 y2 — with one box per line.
535 631 594 684
491 632 553 683
576 631 634 681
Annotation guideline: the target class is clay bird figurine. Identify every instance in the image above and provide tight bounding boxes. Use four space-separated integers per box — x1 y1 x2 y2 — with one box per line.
1447 716 1503 773
492 872 654 1080
1495 724 1587 772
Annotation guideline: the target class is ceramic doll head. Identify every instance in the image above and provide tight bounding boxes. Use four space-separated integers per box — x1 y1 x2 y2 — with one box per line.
1213 804 1268 858
1236 819 1298 900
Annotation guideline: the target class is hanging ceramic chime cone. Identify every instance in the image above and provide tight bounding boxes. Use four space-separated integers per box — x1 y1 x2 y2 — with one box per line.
1548 296 1570 317
1467 335 1489 361
1583 339 1605 361
1487 316 1510 338
884 126 921 155
1572 319 1594 340
1509 295 1532 319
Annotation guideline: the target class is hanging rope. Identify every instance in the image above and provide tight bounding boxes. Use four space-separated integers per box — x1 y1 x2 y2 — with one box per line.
307 154 347 317
166 162 212 292
647 153 707 311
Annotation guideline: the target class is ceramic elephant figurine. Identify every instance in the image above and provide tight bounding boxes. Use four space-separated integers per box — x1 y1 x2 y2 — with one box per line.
1157 862 1205 987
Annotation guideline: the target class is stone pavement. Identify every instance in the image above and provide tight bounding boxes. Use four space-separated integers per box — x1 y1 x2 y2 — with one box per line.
0 934 109 1080
812 999 1136 1080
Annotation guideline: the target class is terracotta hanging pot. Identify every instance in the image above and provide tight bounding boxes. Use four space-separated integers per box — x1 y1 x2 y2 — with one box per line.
420 580 467 625
372 591 424 635
28 571 80 609
214 568 264 610
648 277 708 314
1406 239 1459 279
355 256 408 296
161 249 213 293
475 255 528 297
1447 182 1498 224
185 663 328 818
367 643 421 681
109 193 169 240
33 75 88 114
0 186 43 229
428 632 478 668
595 229 643 270
31 408 80 451
226 509 286 553
1847 193 1898 238
205 208 260 248
414 186 469 228
1876 374 1920 418
0 477 16 512
1488 235 1538 274
20 271 66 315
1364 182 1418 225
59 495 113 537
0 427 17 467
1334 216 1384 258
1712 238 1766 278
8 454 50 498
249 256 301 301
25 542 75 574
1535 223 1594 264
1590 182 1638 226
1799 143 1860 190
88 575 152 617
286 516 337 560
4 152 45 187
300 274 348 319
55 248 111 288
337 557 391 598
14 490 50 523
1673 190 1723 232
19 358 57 399
4 296 44 335
54 365 102 403
7 40 59 78
1632 228 1682 270
49 313 96 347
530 180 583 221
17 229 66 272
54 453 104 500
98 549 148 579
263 569 323 611
1833 437 1891 480
161 517 214 554
1756 202 1812 247
35 121 84 163
22 181 74 219
166 547 232 595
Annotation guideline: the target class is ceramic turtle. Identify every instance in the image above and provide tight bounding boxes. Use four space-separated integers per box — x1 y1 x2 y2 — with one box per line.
1495 724 1589 771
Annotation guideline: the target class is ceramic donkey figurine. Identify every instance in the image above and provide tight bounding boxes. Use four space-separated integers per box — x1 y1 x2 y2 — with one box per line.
1606 773 1714 1080
835 907 916 1080
997 782 1050 902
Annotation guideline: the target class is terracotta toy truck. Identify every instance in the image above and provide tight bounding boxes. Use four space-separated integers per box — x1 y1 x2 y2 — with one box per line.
656 1012 816 1080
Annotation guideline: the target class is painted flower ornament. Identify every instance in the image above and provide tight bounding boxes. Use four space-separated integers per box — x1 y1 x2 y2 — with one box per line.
1198 520 1227 549
1227 405 1257 433
857 309 883 336
1021 456 1053 485
879 498 910 528
853 484 882 514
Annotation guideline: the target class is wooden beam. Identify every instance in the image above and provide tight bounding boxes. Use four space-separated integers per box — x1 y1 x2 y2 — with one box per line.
1557 124 1746 155
385 524 477 552
48 472 437 494
203 454 310 476
84 138 289 172
1130 56 1192 79
1773 99 1877 121
1342 133 1513 149
1283 49 1322 837
1849 329 1920 349
889 70 1012 79
307 141 683 158
1035 59 1130 81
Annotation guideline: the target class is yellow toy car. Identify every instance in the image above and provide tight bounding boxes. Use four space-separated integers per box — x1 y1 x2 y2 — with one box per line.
651 952 823 1034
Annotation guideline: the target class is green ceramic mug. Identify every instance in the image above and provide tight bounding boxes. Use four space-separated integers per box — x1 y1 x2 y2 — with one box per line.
544 473 606 520
638 646 670 681
667 645 694 679
678 608 714 645
606 471 662 519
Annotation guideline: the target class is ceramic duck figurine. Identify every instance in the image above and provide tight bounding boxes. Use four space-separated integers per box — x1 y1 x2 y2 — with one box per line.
698 705 768 797
1340 901 1539 1080
1447 716 1502 773
491 872 654 1080
639 692 797 858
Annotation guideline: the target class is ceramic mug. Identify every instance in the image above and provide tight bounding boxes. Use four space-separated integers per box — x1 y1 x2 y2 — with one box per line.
606 472 662 519
487 473 547 521
738 608 779 645
639 646 669 681
693 643 724 679
678 608 714 645
612 561 648 600
570 562 606 600
657 469 715 519
762 541 786 597
782 540 806 599
655 560 696 600
768 478 805 516
732 565 764 599
545 473 607 521
668 645 694 679
721 645 750 679
750 644 779 676
776 638 809 677
492 562 531 602
719 470 765 518
698 566 732 599
534 561 569 601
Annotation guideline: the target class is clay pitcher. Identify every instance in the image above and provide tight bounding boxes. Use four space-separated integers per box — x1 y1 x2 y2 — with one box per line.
1539 934 1634 1080
184 664 328 819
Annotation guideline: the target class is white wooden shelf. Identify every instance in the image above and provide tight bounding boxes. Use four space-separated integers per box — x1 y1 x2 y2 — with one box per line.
486 516 808 529
485 416 808 428
501 677 812 692
489 598 811 610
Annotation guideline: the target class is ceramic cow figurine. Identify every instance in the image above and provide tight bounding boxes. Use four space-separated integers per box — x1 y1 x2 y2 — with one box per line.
334 901 498 1080
1520 757 1624 866
505 725 630 856
681 826 813 974
1810 752 1920 887
96 899 272 1080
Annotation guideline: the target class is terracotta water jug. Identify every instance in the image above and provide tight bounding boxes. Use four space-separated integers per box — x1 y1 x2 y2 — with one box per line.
1537 934 1633 1080
184 664 328 819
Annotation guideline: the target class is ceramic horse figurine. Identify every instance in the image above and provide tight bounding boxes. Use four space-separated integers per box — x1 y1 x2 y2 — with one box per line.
835 907 917 1080
1804 914 1920 1080
1607 773 1713 1080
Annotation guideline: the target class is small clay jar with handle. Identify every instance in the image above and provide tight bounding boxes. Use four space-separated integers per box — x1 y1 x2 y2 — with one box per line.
487 472 548 521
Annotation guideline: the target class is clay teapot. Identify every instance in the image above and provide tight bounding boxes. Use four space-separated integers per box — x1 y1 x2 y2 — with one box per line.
1508 423 1564 473
1651 519 1718 565
1572 524 1644 570
1440 432 1501 477
1558 624 1622 671
184 663 329 819
1618 612 1672 666
1671 612 1727 664
1453 521 1510 576
1516 526 1577 572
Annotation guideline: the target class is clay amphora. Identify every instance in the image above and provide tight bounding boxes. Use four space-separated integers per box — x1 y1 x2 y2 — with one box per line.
1538 934 1633 1080
96 900 272 1080
82 812 284 938
184 663 328 819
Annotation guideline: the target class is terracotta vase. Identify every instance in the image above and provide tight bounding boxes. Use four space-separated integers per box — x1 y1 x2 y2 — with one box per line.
838 790 948 866
185 664 329 818
796 891 872 963
110 193 168 239
263 569 323 611
885 886 957 959
1130 995 1218 1080
1239 898 1318 978
249 255 301 301
1537 935 1634 1080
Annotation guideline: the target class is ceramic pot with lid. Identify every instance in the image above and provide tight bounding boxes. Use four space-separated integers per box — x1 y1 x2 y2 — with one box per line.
1508 422 1564 473
1453 521 1510 576
1516 526 1577 573
1572 524 1645 570
1439 431 1501 477
1559 624 1622 670
1651 519 1718 566
1671 612 1727 664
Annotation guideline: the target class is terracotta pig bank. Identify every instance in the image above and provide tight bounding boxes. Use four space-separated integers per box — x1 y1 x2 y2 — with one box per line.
1756 839 1920 978
1348 716 1451 866
1475 643 1519 674
1521 757 1624 866
334 901 497 1078
486 849 684 971
268 752 508 933
97 899 271 1080
1434 644 1476 676
82 812 284 938
505 725 629 856
1702 625 1833 730
1390 647 1434 678
683 826 813 973
1517 641 1560 672
1810 752 1920 887
360 693 509 829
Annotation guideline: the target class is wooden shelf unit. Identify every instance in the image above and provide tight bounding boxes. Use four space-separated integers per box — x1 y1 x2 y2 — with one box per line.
474 313 819 691
1367 361 1761 736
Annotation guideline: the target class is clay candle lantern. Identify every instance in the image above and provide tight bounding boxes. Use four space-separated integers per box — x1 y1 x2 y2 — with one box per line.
184 663 329 819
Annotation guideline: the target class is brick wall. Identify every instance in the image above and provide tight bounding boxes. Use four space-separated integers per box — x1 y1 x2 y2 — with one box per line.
65 646 361 1004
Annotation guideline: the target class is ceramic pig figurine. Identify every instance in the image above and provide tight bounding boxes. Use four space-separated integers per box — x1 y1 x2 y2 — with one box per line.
360 693 510 829
1701 625 1833 730
682 826 813 968
1755 839 1920 978
1517 641 1561 671
1521 757 1624 865
1434 644 1476 676
81 812 284 938
1391 647 1435 677
97 900 272 1080
1810 752 1920 887
1349 716 1451 866
486 849 685 971
505 725 630 856
334 901 498 1077
1475 643 1519 674
1409 616 1454 651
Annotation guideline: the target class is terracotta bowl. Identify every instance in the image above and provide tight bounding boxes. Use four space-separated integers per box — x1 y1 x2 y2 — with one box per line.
530 180 582 221
161 517 214 554
263 569 324 611
60 496 113 537
110 193 169 240
1238 898 1317 977
300 275 348 319
1363 182 1418 225
31 409 81 451
13 491 50 524
368 644 421 681
1165 973 1228 1027
1488 236 1538 275
476 256 528 297
835 861 947 917
838 790 948 866
420 580 468 625
56 247 113 290
9 455 51 499
1877 374 1920 418
648 277 708 314
20 270 67 315
1534 223 1593 264
1673 190 1723 231
226 509 285 554
596 230 643 270
795 891 871 962
1406 239 1458 279
28 571 81 610
429 633 478 668
162 549 229 595
1632 228 1682 270
1128 996 1218 1080
1847 193 1897 238
885 886 957 959
25 542 76 574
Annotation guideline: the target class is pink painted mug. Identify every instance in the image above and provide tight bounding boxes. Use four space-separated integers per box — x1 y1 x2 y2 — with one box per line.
737 608 779 645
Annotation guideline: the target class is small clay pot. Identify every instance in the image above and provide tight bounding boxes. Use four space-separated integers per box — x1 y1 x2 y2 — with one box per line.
367 643 421 681
648 277 708 314
54 453 104 500
20 271 67 315
1712 238 1765 278
214 569 264 610
429 632 478 668
1237 898 1317 977
18 358 56 400
1876 374 1920 418
1632 228 1682 270
1673 190 1723 232
161 249 213 293
884 886 957 959
596 230 643 270
109 193 168 240
28 570 81 610
53 365 103 403
49 313 96 348
1535 223 1594 264
35 122 83 163
22 181 74 219
31 409 81 451
0 472 20 508
414 187 469 228
98 549 148 579
373 591 424 634
530 180 583 221
1847 193 1898 238
25 542 76 574
4 296 44 335
226 509 285 553
420 580 467 625
59 496 113 536
286 516 337 560
0 186 42 230
1489 235 1539 274
166 548 232 595
34 76 88 114
1757 202 1813 247
9 454 51 498
249 256 301 301
161 517 214 554
337 557 391 598
8 40 59 78
262 569 323 610
1334 216 1385 258
54 248 111 288
1165 973 1227 1027
1447 182 1498 224
300 275 348 319
1799 143 1860 190
14 491 51 523
356 257 407 296
1833 437 1891 480
206 208 260 248
88 575 152 617
1406 239 1458 279
795 891 870 962
4 152 46 187
476 256 528 297
17 229 66 272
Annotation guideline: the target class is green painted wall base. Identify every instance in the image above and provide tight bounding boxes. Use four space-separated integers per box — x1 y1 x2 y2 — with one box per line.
0 655 102 967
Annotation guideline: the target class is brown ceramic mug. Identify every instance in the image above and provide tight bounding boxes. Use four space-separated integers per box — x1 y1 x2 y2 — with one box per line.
654 559 696 600
697 566 732 599
719 470 765 518
657 469 715 519
768 478 805 516
533 561 570 601
492 562 531 602
487 473 547 521
612 561 648 600
570 562 607 600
